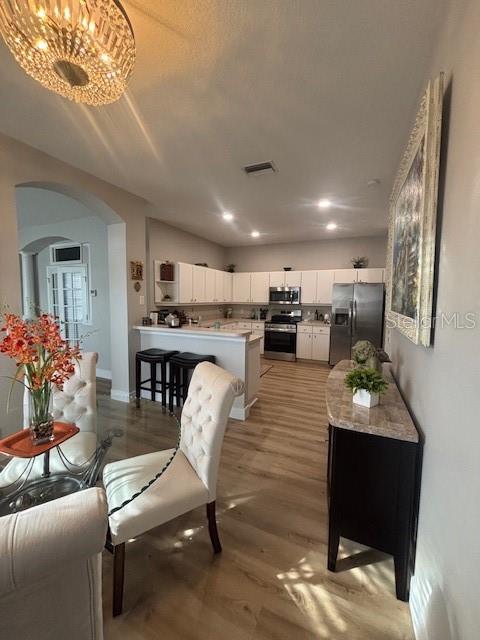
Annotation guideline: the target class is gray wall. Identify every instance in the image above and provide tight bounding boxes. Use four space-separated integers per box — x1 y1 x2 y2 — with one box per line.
388 2 480 638
225 235 387 272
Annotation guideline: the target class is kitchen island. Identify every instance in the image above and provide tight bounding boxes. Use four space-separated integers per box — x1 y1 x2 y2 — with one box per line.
134 325 261 420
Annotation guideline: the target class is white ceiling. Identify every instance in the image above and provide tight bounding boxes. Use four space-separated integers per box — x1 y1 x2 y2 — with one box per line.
0 0 448 246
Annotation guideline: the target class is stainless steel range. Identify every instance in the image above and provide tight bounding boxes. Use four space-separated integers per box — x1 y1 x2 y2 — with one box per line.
264 310 302 361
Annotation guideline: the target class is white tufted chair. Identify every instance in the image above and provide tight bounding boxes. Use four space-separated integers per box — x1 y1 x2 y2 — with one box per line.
103 361 244 616
0 487 107 640
0 352 98 488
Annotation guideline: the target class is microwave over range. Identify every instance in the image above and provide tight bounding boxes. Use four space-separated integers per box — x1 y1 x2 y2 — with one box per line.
268 286 301 305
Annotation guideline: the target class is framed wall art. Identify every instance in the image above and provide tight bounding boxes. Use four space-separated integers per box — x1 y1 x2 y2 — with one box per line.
385 73 444 347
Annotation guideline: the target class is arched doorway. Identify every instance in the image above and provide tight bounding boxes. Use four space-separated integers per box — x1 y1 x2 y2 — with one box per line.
15 182 130 401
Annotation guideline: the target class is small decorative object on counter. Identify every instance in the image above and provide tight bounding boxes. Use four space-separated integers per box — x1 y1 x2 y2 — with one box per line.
226 264 236 273
352 340 381 371
142 317 152 326
351 256 368 269
0 313 80 445
283 266 292 271
344 367 388 408
159 261 174 281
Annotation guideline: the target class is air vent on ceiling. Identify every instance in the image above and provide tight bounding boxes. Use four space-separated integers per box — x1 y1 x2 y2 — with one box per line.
243 161 277 176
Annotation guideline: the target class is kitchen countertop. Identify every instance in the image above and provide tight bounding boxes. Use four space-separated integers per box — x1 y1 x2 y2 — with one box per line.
326 360 418 443
134 324 252 339
298 320 331 327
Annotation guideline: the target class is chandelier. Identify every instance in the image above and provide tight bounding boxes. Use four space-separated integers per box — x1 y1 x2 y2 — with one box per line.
0 1 136 106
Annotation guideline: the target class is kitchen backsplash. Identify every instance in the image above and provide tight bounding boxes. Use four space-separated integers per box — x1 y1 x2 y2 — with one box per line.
152 304 331 321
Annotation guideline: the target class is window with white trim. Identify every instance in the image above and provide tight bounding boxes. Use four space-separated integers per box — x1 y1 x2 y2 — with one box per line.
47 265 90 344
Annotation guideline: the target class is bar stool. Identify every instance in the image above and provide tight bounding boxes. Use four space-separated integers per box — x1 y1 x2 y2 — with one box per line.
135 348 179 409
169 352 216 413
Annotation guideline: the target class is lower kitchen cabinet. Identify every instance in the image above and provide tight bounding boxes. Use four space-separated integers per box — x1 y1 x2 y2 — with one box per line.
296 326 330 361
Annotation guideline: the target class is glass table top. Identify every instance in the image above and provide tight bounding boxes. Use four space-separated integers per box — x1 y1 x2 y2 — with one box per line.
0 405 181 517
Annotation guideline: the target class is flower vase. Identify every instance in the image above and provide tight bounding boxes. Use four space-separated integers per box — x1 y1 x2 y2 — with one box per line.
29 385 55 445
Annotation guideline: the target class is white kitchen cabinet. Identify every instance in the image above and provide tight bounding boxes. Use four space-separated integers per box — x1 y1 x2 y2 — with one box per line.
205 268 216 302
296 332 312 359
223 272 232 302
250 272 270 303
269 271 285 287
316 269 334 303
232 273 251 303
312 332 329 361
356 268 384 283
177 262 193 303
334 269 357 283
285 271 302 286
192 265 206 303
253 332 264 354
300 271 317 304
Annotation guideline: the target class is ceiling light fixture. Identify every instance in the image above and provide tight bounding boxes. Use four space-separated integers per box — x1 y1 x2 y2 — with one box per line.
318 199 332 209
251 231 260 238
222 211 234 221
0 0 136 106
326 222 337 231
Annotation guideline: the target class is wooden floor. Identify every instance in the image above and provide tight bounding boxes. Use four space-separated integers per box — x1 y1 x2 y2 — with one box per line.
99 359 414 640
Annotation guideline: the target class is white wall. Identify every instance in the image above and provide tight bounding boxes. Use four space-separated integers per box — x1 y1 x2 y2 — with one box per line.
225 235 387 272
19 214 111 375
388 2 480 638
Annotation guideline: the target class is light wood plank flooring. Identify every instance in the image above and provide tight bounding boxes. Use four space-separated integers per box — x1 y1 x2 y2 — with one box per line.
99 359 414 640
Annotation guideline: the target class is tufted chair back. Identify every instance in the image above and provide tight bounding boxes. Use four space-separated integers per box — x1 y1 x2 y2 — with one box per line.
23 352 98 433
180 362 244 500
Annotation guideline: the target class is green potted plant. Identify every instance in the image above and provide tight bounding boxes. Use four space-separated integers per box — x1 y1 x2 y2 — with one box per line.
344 367 388 408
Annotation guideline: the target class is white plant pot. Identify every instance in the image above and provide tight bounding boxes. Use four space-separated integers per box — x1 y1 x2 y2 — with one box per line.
353 389 379 408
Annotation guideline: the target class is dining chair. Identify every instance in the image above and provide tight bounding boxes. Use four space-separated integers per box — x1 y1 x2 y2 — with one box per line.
103 361 244 616
0 352 98 488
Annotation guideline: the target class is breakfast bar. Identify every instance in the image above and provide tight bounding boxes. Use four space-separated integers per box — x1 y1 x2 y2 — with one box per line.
325 360 422 602
134 325 261 420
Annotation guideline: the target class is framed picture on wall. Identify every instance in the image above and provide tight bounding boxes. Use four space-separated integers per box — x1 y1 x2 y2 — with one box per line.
385 73 444 347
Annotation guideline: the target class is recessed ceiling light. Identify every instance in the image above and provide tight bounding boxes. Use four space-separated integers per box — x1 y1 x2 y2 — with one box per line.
222 211 234 221
326 222 337 231
318 198 331 209
251 230 260 238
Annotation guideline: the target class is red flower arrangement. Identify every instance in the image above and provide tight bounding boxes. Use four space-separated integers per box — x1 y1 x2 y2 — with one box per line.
0 313 81 443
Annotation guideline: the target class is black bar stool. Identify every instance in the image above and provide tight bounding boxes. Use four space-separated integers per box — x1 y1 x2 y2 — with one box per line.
169 352 216 413
135 348 179 409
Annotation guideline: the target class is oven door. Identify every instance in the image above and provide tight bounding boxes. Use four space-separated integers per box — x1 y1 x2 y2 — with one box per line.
264 329 297 361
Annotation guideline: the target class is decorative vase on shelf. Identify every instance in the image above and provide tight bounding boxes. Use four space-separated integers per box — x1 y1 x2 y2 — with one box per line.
353 389 379 408
29 384 54 444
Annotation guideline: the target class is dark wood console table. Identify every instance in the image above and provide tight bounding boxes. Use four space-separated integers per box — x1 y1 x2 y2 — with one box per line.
326 360 422 601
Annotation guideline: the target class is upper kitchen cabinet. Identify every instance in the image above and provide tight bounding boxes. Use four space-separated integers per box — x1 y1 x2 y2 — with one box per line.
300 271 317 304
316 270 334 303
269 271 286 287
250 272 270 303
232 272 251 303
213 269 223 302
223 272 232 302
285 271 302 286
205 268 216 302
333 268 384 284
356 268 385 283
177 262 193 303
192 265 206 303
334 269 357 283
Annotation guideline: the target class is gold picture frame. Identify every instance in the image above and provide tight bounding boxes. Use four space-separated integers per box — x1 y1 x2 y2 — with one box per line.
130 260 143 281
385 73 444 347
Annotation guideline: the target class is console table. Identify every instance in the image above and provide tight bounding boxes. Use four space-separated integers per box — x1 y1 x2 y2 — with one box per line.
326 360 422 601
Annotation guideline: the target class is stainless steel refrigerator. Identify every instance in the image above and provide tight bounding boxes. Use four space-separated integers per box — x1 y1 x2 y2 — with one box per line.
329 283 385 365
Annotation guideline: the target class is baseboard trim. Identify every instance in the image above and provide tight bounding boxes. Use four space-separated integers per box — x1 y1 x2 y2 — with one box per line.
111 389 133 403
96 368 112 380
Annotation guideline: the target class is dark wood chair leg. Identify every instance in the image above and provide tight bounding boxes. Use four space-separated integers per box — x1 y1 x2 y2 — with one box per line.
161 360 167 410
207 501 222 554
135 356 141 408
175 365 182 409
168 363 175 413
182 367 189 405
150 361 156 401
113 543 125 617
